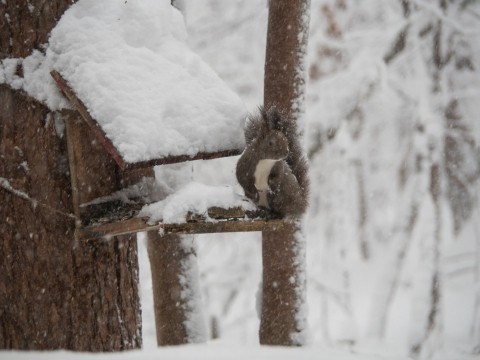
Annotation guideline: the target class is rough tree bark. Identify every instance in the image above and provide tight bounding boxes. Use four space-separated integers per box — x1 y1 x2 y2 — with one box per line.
0 1 141 351
260 0 310 346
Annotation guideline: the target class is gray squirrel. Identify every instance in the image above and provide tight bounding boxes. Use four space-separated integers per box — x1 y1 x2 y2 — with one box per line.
236 106 309 218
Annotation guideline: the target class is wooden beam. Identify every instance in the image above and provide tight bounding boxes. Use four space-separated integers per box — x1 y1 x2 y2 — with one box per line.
123 148 243 170
63 117 79 203
64 112 82 235
50 71 244 170
77 204 285 241
79 216 287 241
163 218 287 235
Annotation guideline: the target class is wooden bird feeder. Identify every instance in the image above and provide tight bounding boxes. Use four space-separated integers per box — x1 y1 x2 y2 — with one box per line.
50 71 286 241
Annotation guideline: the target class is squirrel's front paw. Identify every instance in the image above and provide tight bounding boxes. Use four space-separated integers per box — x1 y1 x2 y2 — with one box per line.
253 207 281 220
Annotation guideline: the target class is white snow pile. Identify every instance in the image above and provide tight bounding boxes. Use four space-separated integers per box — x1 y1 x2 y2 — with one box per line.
0 345 415 360
0 0 247 164
139 182 256 224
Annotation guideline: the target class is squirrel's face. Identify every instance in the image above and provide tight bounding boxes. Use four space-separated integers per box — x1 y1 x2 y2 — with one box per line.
257 130 289 160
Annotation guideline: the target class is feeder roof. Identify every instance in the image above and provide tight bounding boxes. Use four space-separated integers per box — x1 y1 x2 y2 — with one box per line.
49 0 246 167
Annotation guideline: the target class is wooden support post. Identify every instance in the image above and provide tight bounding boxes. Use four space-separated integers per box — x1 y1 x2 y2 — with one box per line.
260 0 310 346
148 232 189 345
64 111 83 234
260 223 301 344
147 232 206 345
60 110 118 208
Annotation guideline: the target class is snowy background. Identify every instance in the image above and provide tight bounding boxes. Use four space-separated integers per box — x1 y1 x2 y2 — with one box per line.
1 0 479 359
140 1 480 359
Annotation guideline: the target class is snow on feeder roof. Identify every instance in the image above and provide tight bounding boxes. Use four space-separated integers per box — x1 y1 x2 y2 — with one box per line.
48 0 246 168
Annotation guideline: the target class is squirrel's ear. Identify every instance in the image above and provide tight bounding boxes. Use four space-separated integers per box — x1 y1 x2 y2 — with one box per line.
267 105 282 131
259 106 269 128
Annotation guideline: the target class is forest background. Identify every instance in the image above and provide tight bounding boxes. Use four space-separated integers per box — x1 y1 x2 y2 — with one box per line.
150 1 480 358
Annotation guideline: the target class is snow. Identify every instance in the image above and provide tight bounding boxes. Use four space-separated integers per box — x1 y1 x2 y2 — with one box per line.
291 220 309 345
179 1 480 358
0 177 36 207
2 344 414 360
139 182 255 224
0 0 247 164
178 236 208 343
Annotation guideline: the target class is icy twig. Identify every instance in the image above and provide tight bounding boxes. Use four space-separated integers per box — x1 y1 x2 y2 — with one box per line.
411 0 480 34
0 177 75 219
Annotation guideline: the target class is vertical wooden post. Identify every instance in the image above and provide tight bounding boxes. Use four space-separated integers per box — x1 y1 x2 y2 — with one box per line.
147 232 206 345
147 233 189 345
260 0 310 346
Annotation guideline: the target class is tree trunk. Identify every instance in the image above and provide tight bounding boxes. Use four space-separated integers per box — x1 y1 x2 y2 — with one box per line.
260 0 310 346
0 1 141 351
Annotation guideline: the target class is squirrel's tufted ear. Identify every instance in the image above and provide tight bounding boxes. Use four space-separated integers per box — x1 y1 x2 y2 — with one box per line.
258 106 269 128
266 106 283 131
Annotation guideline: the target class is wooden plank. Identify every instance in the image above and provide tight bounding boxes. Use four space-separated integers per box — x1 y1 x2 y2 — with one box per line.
50 71 244 170
163 219 287 235
64 112 82 233
123 148 243 170
51 70 127 169
82 201 270 227
61 109 120 209
77 204 285 241
79 216 287 241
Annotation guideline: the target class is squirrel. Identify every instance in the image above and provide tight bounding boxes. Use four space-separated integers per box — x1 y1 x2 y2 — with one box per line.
236 106 309 218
